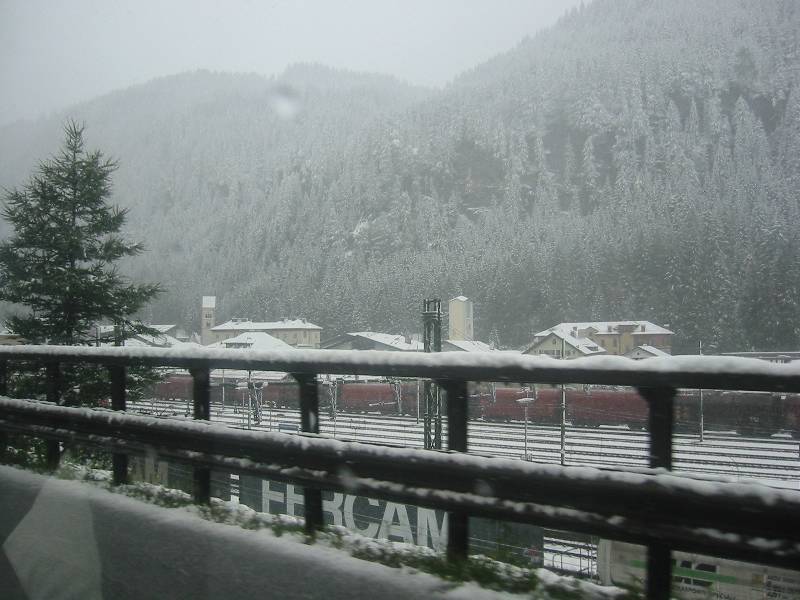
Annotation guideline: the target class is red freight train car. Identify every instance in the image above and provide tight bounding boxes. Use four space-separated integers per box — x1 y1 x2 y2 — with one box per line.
568 388 648 429
480 387 557 423
152 374 800 437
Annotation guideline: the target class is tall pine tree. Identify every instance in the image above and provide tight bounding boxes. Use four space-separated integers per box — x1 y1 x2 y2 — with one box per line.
0 121 159 344
0 121 160 405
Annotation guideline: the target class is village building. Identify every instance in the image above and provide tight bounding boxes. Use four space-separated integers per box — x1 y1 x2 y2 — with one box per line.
526 321 673 358
208 317 322 348
322 331 498 353
720 351 800 364
523 329 607 359
201 296 217 345
0 327 24 345
321 332 422 352
441 339 495 352
624 344 671 360
212 331 293 351
148 324 190 342
198 295 320 348
96 324 195 348
202 331 295 388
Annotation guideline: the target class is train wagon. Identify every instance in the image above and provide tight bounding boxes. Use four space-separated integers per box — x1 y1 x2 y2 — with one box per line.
568 388 648 429
336 381 402 414
151 374 800 437
481 387 558 423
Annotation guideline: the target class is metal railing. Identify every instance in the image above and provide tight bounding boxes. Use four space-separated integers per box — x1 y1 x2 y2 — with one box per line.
1 345 800 599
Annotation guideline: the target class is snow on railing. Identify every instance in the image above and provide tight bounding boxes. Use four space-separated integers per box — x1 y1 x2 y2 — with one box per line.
2 344 800 389
1 345 800 600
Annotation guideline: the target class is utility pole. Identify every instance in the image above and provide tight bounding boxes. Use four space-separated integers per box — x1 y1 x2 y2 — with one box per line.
561 335 567 465
423 299 442 449
699 340 704 443
246 371 252 429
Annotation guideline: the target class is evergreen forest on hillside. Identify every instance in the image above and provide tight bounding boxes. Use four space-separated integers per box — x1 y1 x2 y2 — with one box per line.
2 0 800 353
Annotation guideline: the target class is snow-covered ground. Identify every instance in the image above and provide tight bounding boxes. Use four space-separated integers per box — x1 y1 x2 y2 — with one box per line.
0 465 624 600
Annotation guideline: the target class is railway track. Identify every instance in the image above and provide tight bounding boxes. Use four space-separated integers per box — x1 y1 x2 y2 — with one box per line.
127 399 800 488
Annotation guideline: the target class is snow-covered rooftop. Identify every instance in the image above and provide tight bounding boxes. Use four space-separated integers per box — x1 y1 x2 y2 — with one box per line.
536 321 673 337
443 339 494 353
634 344 671 358
220 331 294 351
347 332 422 351
0 328 22 342
98 323 175 335
101 332 190 349
212 318 322 332
202 296 216 309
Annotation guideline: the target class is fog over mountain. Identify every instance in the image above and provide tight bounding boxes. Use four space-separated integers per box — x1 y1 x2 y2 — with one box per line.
0 0 577 126
2 0 800 353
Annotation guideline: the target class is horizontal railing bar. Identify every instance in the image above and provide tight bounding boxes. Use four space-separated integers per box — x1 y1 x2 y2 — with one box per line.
1 345 800 392
1 412 798 571
1 398 798 537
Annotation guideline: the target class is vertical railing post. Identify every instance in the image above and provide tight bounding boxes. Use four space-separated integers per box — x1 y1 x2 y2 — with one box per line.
295 373 323 535
0 360 7 396
46 362 61 403
190 366 211 504
440 379 469 562
0 360 7 459
45 362 61 470
638 386 677 600
109 365 128 485
642 386 675 470
296 374 320 434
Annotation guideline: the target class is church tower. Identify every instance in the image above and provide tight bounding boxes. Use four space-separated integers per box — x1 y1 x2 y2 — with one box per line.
201 296 216 345
448 296 473 341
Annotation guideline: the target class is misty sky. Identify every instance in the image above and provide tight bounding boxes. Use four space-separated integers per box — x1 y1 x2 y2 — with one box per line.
0 0 583 126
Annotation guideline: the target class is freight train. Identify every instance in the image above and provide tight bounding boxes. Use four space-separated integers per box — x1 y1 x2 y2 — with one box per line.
153 375 800 437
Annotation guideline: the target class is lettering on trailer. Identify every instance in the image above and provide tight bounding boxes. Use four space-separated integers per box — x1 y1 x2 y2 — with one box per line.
261 479 448 550
672 558 719 588
128 461 544 566
129 456 169 486
240 476 544 566
601 541 800 600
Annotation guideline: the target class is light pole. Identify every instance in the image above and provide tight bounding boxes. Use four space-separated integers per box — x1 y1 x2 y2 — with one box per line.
517 395 535 461
266 382 272 431
245 370 253 429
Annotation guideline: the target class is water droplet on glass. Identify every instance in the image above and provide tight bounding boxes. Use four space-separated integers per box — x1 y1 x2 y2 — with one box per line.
269 85 300 120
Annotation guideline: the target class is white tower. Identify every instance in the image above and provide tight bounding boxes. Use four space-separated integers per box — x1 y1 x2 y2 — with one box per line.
448 296 473 341
201 296 216 345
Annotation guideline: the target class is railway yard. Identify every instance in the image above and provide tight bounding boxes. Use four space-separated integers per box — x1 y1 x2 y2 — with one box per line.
126 397 800 579
128 397 800 488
